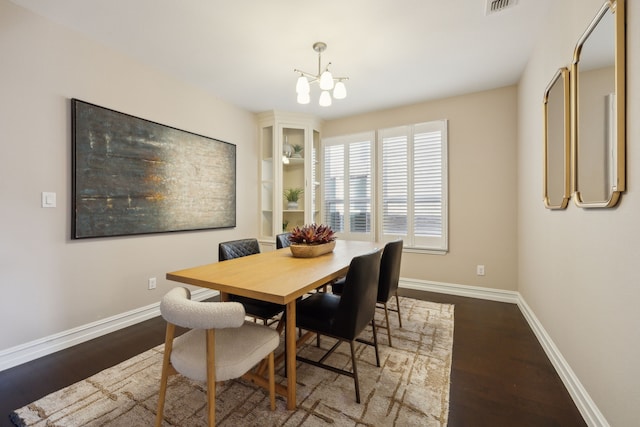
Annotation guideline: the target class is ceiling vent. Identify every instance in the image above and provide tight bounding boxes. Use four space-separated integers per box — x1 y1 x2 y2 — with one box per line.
485 0 518 15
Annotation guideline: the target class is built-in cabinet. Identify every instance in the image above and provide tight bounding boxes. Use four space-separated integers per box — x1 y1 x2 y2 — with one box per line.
258 111 321 245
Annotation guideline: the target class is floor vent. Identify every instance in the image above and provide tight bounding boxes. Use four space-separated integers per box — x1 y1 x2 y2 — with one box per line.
485 0 518 15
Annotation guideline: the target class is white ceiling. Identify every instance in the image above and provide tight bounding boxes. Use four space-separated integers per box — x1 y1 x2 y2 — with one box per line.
11 0 553 120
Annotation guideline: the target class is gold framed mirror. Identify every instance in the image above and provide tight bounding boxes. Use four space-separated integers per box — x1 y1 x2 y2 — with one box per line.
543 67 570 209
571 0 625 208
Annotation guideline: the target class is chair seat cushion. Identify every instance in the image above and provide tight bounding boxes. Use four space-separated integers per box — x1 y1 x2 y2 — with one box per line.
229 295 284 320
330 277 346 295
171 321 279 382
296 292 341 336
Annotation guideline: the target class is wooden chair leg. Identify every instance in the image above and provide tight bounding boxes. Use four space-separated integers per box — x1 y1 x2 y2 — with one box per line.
268 352 276 410
383 302 393 347
156 324 175 427
206 330 217 427
395 292 403 327
349 341 361 404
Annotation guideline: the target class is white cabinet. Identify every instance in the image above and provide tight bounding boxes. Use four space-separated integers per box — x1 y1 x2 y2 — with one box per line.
258 111 321 243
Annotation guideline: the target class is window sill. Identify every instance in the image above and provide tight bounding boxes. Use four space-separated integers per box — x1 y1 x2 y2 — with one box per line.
403 247 448 255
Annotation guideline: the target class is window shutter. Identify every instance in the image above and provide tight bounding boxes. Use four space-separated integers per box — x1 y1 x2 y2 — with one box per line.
413 128 442 237
379 121 448 250
380 129 408 238
349 141 372 233
322 132 374 240
325 122 447 251
412 121 447 249
323 144 344 232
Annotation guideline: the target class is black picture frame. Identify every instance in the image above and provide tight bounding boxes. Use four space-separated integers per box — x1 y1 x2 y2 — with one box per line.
71 99 236 239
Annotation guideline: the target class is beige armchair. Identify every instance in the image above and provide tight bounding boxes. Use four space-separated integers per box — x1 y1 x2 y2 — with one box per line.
155 287 279 426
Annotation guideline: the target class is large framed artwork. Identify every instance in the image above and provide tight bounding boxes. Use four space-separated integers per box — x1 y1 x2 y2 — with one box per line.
72 99 236 239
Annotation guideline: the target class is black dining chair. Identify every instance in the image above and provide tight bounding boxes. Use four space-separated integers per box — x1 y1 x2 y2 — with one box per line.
275 232 292 249
332 239 403 347
295 249 382 403
218 239 285 330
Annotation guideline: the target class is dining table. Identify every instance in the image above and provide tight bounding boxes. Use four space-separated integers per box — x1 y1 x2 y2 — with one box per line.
165 239 382 410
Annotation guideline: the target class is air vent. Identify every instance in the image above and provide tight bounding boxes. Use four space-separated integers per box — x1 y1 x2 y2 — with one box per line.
485 0 518 15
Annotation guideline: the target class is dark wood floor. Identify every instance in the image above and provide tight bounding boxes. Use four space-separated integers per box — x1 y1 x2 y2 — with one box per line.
0 290 586 427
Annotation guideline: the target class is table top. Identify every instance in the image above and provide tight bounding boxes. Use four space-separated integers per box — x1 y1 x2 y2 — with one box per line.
166 240 382 305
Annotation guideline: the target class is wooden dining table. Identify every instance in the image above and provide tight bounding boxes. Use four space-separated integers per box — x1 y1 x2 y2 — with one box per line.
165 239 381 410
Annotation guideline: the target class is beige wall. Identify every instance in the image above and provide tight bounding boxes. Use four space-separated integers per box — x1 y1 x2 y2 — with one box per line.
324 86 519 291
518 0 640 425
0 0 258 350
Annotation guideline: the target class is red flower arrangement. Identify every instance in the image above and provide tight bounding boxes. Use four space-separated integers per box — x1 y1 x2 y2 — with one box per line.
289 223 336 245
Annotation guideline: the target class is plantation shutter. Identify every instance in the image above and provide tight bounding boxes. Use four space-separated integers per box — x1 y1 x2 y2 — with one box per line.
323 144 344 232
413 121 446 249
349 141 372 233
322 132 374 240
379 121 447 250
380 128 408 238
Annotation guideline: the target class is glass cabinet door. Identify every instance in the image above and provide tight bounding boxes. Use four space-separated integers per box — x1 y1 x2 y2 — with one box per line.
282 126 306 232
260 125 274 238
312 129 320 224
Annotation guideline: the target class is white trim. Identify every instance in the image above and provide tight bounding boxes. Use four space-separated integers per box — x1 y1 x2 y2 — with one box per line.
400 277 519 304
0 289 218 372
516 297 609 427
399 277 608 427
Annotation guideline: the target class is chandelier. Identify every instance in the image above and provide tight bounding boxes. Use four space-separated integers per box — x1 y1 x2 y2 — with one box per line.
294 42 348 107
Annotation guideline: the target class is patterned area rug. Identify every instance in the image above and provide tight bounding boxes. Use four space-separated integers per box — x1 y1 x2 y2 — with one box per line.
11 297 454 426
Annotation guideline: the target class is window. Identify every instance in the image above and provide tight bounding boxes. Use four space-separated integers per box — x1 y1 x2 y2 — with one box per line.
321 120 448 252
378 121 448 251
322 132 374 240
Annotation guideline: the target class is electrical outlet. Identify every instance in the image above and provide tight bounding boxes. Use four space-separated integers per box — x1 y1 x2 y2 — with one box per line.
476 265 485 276
148 277 157 290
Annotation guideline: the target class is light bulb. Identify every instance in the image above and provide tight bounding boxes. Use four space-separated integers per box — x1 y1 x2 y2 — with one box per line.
333 81 347 99
319 70 334 90
296 75 310 94
319 91 332 107
297 92 310 104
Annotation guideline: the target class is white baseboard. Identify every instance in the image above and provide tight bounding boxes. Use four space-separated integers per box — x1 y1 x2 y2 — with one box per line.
399 277 608 427
0 289 218 372
516 297 609 427
399 277 520 303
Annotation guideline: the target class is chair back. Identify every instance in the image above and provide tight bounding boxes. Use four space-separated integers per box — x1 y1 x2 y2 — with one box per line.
333 249 382 340
377 239 403 302
275 232 292 249
219 238 260 261
160 287 245 330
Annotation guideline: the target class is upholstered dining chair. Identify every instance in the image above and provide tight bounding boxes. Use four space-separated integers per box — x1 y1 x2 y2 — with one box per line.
295 249 382 403
155 287 279 427
218 238 285 329
332 239 403 347
275 232 292 249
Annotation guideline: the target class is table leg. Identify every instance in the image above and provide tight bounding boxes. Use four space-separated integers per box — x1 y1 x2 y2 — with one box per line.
285 301 296 409
219 291 228 302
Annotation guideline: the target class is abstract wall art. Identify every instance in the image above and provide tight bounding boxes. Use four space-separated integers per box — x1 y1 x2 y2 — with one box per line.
72 99 236 239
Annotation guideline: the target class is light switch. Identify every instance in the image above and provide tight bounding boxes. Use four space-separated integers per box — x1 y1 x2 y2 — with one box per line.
42 192 56 208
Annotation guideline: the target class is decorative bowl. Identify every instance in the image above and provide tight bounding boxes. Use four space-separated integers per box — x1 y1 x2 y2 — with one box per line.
289 240 336 258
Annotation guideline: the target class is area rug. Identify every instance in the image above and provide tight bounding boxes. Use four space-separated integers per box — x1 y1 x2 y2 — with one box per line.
11 297 454 426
